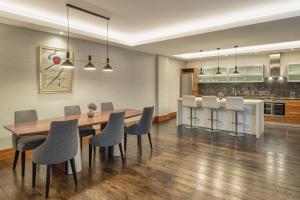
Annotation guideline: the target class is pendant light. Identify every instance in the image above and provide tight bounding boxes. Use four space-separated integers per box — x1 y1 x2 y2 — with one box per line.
199 50 204 75
84 55 96 70
216 48 221 74
61 6 74 69
102 20 113 72
233 45 239 74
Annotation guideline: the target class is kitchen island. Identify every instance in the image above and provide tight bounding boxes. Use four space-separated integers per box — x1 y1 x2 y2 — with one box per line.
177 98 264 138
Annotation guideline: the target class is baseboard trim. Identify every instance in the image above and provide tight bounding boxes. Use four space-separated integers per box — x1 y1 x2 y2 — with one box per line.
153 112 177 123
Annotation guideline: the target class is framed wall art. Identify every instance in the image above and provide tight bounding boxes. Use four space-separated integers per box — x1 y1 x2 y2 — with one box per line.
38 46 74 93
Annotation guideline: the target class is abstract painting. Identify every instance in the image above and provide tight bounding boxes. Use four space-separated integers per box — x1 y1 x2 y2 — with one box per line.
38 46 74 93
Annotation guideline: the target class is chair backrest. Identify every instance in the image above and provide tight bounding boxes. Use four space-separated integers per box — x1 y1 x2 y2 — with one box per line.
64 105 81 116
101 102 114 112
202 96 219 109
13 109 38 149
182 95 197 107
138 106 154 134
98 111 125 146
15 109 38 124
226 97 244 111
32 119 78 165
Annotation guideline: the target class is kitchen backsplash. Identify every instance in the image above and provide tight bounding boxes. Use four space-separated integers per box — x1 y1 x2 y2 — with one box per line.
199 80 300 98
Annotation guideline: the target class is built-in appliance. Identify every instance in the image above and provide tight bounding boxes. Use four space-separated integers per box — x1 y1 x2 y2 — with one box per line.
180 73 194 96
264 99 285 117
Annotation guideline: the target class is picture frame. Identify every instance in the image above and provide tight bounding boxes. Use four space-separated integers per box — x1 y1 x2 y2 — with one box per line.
38 46 74 93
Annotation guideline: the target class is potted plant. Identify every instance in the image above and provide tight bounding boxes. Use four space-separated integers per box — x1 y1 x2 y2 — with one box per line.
87 103 97 118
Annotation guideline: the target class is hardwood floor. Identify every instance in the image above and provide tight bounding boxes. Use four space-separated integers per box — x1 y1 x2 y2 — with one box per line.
0 119 299 199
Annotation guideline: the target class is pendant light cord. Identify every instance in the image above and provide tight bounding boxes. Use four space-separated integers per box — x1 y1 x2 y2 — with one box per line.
106 20 109 63
235 46 237 67
67 7 70 52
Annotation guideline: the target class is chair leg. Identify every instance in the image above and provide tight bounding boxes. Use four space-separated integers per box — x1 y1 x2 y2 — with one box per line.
89 144 92 169
124 133 127 152
32 162 36 187
70 158 78 186
118 143 125 166
92 132 96 154
64 161 68 174
148 133 153 150
104 146 109 170
21 151 25 177
12 150 19 170
80 138 83 150
138 135 142 157
45 165 51 198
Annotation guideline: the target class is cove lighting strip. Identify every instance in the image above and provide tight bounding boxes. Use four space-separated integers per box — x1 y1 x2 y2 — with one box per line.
173 41 300 60
0 1 300 46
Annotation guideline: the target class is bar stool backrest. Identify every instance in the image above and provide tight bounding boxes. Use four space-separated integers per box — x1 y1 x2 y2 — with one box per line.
226 97 244 111
202 96 219 109
182 95 197 107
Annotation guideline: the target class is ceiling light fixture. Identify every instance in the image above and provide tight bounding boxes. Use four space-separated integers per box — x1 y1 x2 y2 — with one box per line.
174 40 300 60
61 6 74 69
233 45 239 74
65 4 113 72
102 20 113 72
199 50 204 75
84 55 96 70
216 48 221 75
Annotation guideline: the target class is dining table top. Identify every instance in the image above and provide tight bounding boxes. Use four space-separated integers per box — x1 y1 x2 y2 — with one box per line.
3 109 142 136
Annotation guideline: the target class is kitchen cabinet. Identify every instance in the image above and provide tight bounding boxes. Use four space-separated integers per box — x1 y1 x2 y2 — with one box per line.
287 64 300 82
285 100 300 124
198 65 264 83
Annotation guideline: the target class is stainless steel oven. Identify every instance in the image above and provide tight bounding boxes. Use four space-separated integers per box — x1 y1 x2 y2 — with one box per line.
264 99 285 117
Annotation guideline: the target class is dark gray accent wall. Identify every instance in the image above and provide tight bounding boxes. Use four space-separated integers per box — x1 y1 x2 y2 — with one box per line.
199 80 300 98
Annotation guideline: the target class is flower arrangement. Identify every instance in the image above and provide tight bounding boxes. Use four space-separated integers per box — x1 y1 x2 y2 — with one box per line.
87 103 97 118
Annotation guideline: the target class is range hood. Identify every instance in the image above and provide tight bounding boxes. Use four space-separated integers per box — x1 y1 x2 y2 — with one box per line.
268 53 281 78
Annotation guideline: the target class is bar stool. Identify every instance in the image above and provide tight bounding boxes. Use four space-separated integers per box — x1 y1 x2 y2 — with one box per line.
202 96 220 133
182 95 200 128
225 97 245 137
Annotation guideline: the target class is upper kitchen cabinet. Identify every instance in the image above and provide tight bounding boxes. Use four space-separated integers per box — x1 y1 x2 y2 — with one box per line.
287 64 300 82
198 65 264 83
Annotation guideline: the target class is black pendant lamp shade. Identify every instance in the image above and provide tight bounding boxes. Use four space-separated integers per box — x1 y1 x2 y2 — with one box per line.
216 48 221 74
233 45 239 74
200 68 204 75
62 6 74 69
84 55 96 70
61 52 74 69
102 58 113 72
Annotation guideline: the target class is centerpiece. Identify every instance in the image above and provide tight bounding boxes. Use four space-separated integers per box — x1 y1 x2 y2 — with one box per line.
87 103 97 118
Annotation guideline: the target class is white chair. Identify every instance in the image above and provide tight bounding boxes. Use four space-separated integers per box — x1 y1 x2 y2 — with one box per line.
182 95 200 128
202 96 220 133
225 97 245 137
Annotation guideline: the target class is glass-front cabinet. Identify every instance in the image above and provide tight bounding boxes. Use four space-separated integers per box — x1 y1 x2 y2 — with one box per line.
198 65 264 83
287 64 300 82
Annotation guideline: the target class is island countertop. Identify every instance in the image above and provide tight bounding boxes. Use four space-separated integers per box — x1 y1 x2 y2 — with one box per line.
178 97 264 105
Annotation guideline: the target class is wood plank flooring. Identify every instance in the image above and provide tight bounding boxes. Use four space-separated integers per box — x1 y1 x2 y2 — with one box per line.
0 119 299 199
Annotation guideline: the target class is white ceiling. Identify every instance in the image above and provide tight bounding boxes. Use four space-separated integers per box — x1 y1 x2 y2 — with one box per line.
1 0 300 57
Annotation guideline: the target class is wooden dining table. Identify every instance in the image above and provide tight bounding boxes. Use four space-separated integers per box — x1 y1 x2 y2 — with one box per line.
3 109 142 174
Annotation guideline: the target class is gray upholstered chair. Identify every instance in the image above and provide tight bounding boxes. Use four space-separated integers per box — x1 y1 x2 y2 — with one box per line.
89 112 125 170
64 105 96 149
125 107 154 156
13 110 47 177
101 102 114 112
32 119 78 198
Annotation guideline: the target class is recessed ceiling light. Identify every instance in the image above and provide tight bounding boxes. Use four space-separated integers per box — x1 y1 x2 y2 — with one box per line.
59 31 64 35
173 40 300 59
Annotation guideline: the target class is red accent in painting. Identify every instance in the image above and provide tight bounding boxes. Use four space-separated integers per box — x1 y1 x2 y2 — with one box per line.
52 56 61 65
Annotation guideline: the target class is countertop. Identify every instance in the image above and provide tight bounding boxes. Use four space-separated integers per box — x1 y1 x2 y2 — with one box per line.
178 97 263 105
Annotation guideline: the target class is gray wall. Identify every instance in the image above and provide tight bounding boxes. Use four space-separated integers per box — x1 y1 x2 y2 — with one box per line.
0 23 183 149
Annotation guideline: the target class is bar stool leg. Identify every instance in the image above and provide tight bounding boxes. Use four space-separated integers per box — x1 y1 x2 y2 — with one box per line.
186 107 193 128
230 111 244 137
206 109 218 133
